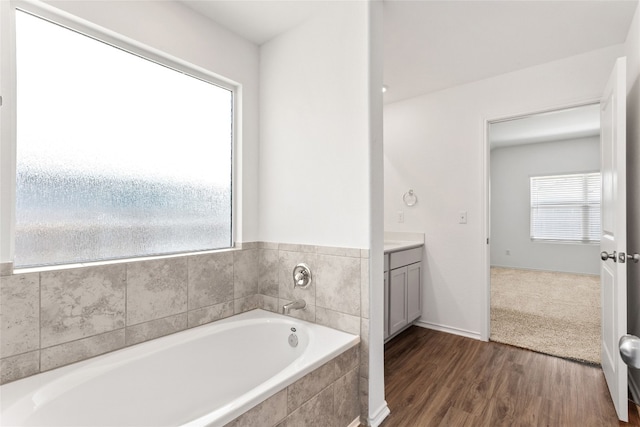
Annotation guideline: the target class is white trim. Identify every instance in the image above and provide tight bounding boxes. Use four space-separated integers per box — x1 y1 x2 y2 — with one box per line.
414 320 482 341
367 402 390 427
481 116 490 341
629 372 640 405
347 416 362 427
0 0 17 264
480 97 601 345
14 0 237 90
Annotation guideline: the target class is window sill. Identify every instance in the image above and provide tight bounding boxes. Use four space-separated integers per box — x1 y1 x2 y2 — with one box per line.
11 244 251 276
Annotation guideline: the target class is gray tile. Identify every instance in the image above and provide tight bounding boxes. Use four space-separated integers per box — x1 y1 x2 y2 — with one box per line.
335 346 359 378
41 265 125 348
234 294 260 314
126 313 187 346
335 368 360 427
261 295 280 313
279 243 316 253
315 307 360 335
126 258 188 326
316 246 361 258
259 249 280 297
41 329 125 371
0 351 39 385
279 384 335 427
279 251 316 305
316 254 360 316
359 376 369 421
287 360 336 412
1 273 39 358
238 242 259 249
258 242 279 250
187 301 234 327
188 252 233 310
0 262 13 276
234 249 258 298
360 318 370 379
279 299 316 322
227 388 287 427
361 258 370 319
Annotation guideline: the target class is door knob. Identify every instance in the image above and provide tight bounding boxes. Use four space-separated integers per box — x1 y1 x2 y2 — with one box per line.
620 335 640 369
601 251 616 261
627 253 640 263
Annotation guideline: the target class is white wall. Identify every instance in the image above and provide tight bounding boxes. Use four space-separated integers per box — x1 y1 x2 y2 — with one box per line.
258 2 370 249
384 44 624 337
490 137 601 275
259 4 385 423
0 0 260 264
624 2 640 401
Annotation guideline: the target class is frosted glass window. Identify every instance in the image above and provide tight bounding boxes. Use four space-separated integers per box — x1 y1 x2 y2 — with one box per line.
15 11 233 267
530 173 601 243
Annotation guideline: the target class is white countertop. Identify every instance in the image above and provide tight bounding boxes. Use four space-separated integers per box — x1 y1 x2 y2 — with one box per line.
383 231 425 253
383 240 424 253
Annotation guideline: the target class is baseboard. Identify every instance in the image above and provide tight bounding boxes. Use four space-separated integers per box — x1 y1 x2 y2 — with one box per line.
368 401 390 427
347 416 361 427
414 320 482 340
629 372 640 405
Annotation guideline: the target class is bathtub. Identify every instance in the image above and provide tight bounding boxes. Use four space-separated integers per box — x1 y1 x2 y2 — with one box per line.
0 309 360 427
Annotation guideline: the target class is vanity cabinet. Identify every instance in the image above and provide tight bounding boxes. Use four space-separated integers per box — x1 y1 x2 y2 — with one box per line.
383 254 389 340
385 247 422 341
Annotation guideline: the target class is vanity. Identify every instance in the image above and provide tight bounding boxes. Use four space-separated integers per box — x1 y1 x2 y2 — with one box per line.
384 233 424 342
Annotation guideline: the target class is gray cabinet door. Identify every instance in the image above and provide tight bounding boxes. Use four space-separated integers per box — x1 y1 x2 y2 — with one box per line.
407 262 422 322
384 271 389 340
389 267 408 336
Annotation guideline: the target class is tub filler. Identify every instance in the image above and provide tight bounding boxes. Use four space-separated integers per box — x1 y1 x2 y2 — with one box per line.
1 309 360 427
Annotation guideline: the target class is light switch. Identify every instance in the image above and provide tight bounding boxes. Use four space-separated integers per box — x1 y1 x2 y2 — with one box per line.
458 211 467 224
397 210 404 223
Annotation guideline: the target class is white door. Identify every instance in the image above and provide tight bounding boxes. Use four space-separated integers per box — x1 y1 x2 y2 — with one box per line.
600 56 627 422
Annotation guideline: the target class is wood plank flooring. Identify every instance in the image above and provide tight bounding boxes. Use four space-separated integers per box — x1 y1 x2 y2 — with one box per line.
382 326 640 426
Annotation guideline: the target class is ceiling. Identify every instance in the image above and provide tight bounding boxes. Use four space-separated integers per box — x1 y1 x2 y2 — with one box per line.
383 0 637 103
489 103 601 150
182 0 637 105
182 1 324 45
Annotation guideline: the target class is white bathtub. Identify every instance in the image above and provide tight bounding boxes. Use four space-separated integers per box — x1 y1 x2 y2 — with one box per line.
0 309 360 427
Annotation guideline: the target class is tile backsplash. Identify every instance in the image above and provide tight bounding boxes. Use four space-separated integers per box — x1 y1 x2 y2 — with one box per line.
0 241 369 399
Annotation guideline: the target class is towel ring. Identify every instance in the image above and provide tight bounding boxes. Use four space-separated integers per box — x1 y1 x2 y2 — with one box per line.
403 189 417 207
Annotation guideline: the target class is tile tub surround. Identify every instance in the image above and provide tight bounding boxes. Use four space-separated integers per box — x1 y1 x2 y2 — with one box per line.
1 241 370 423
226 345 360 427
258 242 370 423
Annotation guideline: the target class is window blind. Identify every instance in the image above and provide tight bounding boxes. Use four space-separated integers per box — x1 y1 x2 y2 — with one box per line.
530 173 601 243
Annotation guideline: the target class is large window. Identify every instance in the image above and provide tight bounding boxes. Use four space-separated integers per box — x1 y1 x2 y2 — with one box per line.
530 172 601 243
15 10 233 267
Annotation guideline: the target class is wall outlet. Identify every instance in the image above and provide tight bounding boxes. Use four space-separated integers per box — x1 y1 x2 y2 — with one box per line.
397 210 404 223
458 210 467 224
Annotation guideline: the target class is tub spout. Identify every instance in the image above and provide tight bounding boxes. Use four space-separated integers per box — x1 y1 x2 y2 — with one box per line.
283 299 306 315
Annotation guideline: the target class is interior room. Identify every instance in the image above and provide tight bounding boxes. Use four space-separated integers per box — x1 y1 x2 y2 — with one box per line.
0 1 640 427
489 105 602 365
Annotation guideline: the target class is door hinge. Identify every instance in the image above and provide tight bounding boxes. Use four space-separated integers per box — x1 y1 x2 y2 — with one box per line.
487 238 490 245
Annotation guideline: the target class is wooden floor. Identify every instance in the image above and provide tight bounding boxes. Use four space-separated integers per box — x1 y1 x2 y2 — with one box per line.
382 326 640 427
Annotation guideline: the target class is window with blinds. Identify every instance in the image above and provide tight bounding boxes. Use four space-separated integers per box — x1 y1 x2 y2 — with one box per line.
530 172 601 243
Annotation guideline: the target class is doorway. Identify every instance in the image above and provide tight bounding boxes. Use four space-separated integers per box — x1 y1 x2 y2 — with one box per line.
487 104 602 364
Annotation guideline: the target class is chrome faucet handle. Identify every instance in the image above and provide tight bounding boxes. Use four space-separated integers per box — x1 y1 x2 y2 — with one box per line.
292 263 312 288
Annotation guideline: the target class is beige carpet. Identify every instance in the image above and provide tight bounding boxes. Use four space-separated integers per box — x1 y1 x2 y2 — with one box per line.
490 267 601 365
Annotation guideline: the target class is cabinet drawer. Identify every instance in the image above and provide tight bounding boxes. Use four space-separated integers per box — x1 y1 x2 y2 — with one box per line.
390 247 422 269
